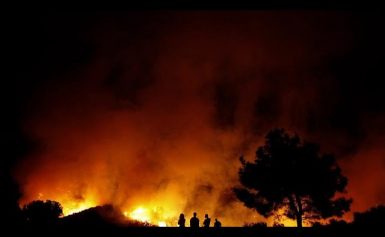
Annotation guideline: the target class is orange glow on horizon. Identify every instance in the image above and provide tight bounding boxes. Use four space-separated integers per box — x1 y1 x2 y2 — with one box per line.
64 200 97 216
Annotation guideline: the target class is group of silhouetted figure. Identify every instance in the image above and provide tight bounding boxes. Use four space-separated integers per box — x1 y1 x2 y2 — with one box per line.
178 212 221 228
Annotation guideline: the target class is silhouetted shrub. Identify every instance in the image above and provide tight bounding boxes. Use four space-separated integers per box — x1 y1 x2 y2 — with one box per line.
353 205 385 226
312 221 323 227
272 222 284 227
328 219 348 226
244 222 267 228
22 200 63 223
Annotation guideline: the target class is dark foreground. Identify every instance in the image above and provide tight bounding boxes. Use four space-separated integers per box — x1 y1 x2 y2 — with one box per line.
9 226 382 237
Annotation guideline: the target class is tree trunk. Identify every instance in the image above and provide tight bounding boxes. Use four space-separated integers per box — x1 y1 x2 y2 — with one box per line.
296 213 303 228
288 194 303 228
295 194 303 228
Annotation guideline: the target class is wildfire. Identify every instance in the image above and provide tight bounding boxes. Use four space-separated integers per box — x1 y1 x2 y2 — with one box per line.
280 218 297 227
19 188 311 227
158 221 167 227
271 208 309 227
127 206 150 222
123 205 174 227
64 200 97 216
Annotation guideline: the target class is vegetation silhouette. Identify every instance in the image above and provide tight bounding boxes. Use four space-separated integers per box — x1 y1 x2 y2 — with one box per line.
272 222 284 227
352 205 385 226
10 201 385 237
2 175 24 226
22 200 63 224
61 204 154 228
244 222 267 228
234 128 352 227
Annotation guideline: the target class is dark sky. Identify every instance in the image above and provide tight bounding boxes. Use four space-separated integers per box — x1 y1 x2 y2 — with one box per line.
2 11 385 225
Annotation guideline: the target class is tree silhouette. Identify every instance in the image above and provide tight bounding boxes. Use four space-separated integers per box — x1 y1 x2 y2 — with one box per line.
244 222 267 228
1 174 24 226
353 205 385 226
234 128 352 227
22 200 63 223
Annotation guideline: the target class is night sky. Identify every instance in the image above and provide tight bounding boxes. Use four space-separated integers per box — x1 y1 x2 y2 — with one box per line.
2 11 385 226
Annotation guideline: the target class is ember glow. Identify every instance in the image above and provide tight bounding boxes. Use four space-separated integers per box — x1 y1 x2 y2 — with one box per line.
127 207 150 222
122 206 172 226
64 199 97 216
12 12 385 226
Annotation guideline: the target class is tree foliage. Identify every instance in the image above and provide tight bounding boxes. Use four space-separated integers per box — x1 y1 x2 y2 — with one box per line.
22 200 63 223
353 205 385 226
234 128 351 227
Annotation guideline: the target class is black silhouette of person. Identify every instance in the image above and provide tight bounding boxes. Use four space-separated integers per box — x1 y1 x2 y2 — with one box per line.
203 214 211 228
178 213 185 227
190 212 199 228
214 218 221 228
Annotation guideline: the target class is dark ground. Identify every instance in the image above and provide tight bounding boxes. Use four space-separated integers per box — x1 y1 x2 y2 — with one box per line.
9 226 382 237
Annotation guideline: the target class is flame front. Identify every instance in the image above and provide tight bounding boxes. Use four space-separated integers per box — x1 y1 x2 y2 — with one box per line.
65 200 97 216
123 206 172 226
128 207 151 223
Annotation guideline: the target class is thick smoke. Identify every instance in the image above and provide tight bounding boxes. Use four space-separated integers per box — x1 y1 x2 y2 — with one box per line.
14 12 385 226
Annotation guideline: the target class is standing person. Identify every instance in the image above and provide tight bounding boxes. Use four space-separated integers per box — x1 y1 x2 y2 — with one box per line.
178 213 185 227
203 214 211 228
190 212 199 228
214 218 222 228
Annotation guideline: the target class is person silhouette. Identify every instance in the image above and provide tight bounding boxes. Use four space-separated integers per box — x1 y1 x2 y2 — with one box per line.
190 212 199 228
178 213 185 227
203 214 211 228
214 218 221 228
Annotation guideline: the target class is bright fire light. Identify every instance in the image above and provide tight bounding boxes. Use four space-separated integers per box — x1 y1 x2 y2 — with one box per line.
63 200 97 216
158 221 167 227
123 205 172 227
129 206 151 222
